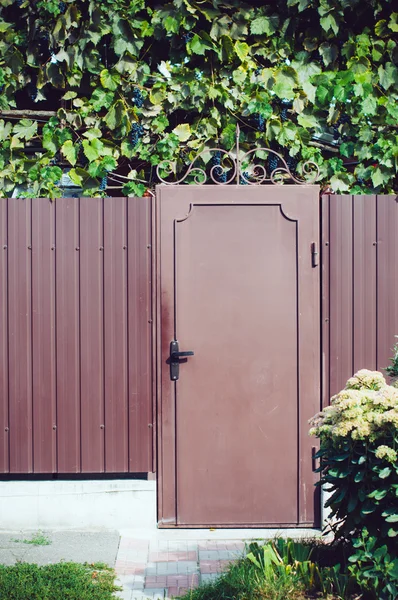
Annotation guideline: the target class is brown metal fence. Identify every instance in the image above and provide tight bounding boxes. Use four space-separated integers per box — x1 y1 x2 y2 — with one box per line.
0 196 153 474
322 194 398 407
1 193 398 475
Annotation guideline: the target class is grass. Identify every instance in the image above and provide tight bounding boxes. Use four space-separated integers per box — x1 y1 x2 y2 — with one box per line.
11 531 51 546
0 562 121 600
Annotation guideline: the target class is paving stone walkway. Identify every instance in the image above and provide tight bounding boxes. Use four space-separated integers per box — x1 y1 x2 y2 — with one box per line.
115 538 246 599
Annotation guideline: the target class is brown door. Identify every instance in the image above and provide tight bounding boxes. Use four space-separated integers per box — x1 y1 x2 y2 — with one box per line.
157 185 320 528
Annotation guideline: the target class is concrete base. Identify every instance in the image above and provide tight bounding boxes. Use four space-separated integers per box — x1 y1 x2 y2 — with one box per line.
0 480 156 531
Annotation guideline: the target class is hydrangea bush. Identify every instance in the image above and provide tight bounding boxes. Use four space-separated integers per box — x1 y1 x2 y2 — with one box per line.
309 369 398 547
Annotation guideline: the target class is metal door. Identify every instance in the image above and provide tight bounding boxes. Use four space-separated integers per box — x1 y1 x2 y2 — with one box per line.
157 185 320 528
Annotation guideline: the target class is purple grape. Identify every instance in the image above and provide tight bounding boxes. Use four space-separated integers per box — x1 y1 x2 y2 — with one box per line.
132 88 144 108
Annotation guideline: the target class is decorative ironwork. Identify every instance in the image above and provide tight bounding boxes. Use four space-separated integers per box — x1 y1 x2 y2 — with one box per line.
156 124 320 186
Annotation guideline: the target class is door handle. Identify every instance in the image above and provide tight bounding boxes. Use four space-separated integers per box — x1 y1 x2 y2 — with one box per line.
170 341 194 381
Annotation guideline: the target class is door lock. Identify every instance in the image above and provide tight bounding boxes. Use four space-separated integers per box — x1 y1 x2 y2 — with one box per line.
170 340 194 381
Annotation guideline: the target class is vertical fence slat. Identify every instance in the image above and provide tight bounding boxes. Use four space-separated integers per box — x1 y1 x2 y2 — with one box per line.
8 198 33 472
80 198 105 473
329 195 354 397
352 195 377 373
56 198 81 473
321 195 330 407
0 198 9 472
377 195 398 375
32 199 57 473
104 197 128 472
128 197 153 472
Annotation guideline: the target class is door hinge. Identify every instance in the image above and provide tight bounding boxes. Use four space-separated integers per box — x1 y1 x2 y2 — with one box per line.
311 242 319 267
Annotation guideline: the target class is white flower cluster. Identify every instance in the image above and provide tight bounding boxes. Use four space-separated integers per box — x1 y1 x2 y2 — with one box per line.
309 370 398 455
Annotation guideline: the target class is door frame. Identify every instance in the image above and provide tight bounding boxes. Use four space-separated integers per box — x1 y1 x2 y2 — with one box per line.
154 184 322 528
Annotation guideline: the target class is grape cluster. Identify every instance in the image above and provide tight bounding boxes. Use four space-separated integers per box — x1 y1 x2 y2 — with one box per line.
240 171 250 185
59 1 66 13
132 88 144 108
339 113 351 125
280 99 291 122
16 0 23 6
99 176 108 191
267 154 279 173
286 156 297 174
183 32 194 43
257 114 265 132
0 85 4 93
131 122 144 146
211 151 221 165
210 151 227 182
332 122 340 140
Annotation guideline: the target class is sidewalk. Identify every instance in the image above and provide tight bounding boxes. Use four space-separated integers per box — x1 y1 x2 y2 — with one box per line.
116 537 244 599
0 527 321 600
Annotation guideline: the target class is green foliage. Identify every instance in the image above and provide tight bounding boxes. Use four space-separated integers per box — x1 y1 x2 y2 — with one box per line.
386 336 398 380
180 538 357 599
12 531 51 546
0 562 120 600
309 370 398 567
348 528 398 599
0 0 397 196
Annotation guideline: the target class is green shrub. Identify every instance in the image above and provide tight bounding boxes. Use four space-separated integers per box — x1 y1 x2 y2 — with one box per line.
310 369 398 550
0 562 120 600
348 528 398 600
386 336 398 381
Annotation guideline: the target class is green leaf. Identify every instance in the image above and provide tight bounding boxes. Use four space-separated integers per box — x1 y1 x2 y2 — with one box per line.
100 69 121 91
188 34 212 56
297 112 320 130
386 515 398 523
104 100 126 131
361 96 377 116
61 140 77 166
378 63 398 91
318 43 338 67
82 138 104 161
13 119 38 141
68 168 98 190
62 91 77 100
371 167 388 188
379 467 392 479
172 124 191 142
234 41 250 62
0 120 12 141
368 488 388 501
320 14 339 36
91 89 114 111
388 528 398 537
330 173 353 193
250 16 279 36
273 68 297 100
82 129 102 140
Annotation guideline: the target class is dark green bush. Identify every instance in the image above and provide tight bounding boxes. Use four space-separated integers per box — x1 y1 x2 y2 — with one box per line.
348 529 398 600
0 562 120 600
310 369 398 598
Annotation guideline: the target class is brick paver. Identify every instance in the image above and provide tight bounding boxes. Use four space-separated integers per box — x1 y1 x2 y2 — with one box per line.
114 535 245 599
